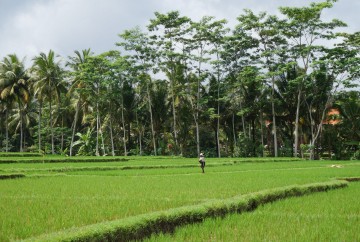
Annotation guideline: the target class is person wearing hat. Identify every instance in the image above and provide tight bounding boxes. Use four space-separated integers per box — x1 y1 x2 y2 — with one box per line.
199 152 205 173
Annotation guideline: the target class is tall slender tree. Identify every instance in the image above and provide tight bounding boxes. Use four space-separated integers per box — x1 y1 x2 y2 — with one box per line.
0 54 30 152
207 17 229 157
279 0 346 157
67 49 93 156
117 27 158 155
32 50 64 154
237 10 288 157
187 16 220 156
148 11 192 154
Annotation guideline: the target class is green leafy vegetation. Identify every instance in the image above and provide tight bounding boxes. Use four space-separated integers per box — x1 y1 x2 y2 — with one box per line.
24 180 348 242
0 1 359 159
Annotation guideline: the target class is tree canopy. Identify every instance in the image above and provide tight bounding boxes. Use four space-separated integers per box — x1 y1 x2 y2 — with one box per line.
0 1 359 159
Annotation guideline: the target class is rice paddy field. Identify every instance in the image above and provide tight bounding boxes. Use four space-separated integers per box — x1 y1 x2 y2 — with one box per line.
0 155 359 241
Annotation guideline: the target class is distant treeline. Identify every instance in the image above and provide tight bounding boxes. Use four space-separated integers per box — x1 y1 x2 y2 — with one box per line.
0 1 359 159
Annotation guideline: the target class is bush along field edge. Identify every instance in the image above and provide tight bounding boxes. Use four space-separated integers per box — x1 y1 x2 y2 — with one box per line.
0 159 306 173
21 179 354 242
0 161 237 174
0 173 26 180
0 157 130 164
0 156 301 164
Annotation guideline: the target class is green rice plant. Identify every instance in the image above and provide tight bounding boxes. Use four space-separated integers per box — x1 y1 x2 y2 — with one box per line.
22 180 348 242
0 158 359 241
145 182 360 242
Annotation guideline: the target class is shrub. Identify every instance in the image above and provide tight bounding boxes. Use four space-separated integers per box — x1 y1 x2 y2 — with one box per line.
0 173 25 180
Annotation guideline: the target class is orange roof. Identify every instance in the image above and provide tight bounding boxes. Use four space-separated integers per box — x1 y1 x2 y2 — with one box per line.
323 108 341 125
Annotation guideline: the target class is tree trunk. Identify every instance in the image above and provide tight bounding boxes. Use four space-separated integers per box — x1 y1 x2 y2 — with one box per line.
252 119 256 156
260 111 265 157
99 113 106 156
95 102 100 156
121 98 127 156
147 82 157 156
70 100 80 156
19 104 23 152
232 113 237 148
23 130 26 151
38 100 42 153
216 52 222 158
309 100 329 160
216 79 221 158
214 126 219 157
139 128 143 156
240 100 246 138
271 77 278 157
195 117 200 156
5 109 9 152
61 116 64 152
170 71 178 154
196 77 201 156
186 90 199 156
196 47 204 157
127 122 131 153
294 88 302 157
49 98 55 154
135 110 142 156
109 114 115 156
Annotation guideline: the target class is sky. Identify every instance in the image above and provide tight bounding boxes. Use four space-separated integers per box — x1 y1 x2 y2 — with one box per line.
0 0 359 65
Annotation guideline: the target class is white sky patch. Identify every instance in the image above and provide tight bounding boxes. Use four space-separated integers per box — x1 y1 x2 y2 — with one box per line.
0 0 358 64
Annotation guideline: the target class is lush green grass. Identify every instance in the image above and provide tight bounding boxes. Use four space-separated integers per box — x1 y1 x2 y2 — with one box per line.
23 180 348 242
0 157 359 241
145 182 360 242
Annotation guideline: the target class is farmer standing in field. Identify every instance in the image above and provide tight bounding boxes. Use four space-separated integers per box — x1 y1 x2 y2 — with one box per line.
199 152 205 173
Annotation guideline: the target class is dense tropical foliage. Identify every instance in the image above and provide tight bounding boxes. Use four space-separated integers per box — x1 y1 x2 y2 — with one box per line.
0 1 359 159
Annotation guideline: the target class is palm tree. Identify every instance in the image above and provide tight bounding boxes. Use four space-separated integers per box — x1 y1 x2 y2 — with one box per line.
0 54 30 152
9 99 37 151
66 49 93 156
31 73 46 153
32 50 64 154
0 97 13 152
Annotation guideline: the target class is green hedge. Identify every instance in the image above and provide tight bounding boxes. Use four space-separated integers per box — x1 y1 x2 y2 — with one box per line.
0 157 129 164
23 180 348 242
0 173 26 180
338 177 360 182
0 152 41 157
2 162 235 173
231 157 302 163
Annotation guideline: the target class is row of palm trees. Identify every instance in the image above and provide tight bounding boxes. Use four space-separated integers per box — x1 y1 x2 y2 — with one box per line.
0 49 162 156
0 51 68 154
1 48 358 159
